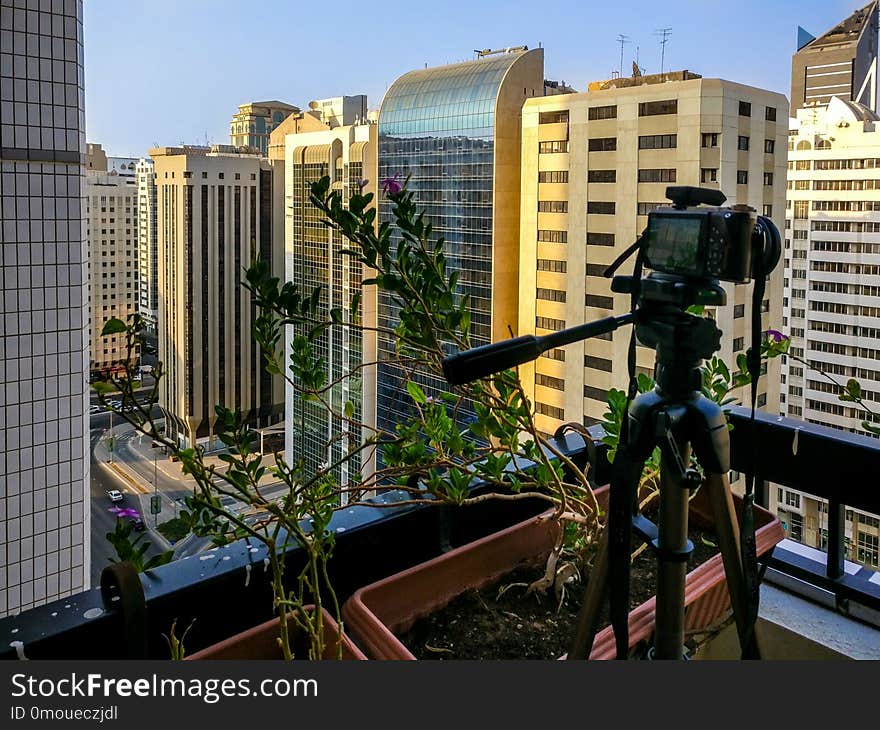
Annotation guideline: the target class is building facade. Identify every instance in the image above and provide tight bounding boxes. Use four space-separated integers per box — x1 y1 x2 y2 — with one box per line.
518 73 788 444
86 170 139 374
779 96 880 569
150 145 285 449
135 158 158 332
281 119 378 484
376 47 545 438
0 0 89 616
792 2 879 114
304 95 368 129
230 101 299 155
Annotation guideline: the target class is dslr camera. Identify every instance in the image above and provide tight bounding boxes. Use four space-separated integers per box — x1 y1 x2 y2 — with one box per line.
642 186 779 284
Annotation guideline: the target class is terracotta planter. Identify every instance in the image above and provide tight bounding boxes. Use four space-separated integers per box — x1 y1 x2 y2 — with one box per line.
186 605 367 660
341 487 784 660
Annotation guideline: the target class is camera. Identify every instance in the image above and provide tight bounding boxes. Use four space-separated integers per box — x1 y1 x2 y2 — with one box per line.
643 186 777 284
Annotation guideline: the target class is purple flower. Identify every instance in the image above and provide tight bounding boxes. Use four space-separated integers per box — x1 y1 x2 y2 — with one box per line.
766 329 788 343
109 506 141 519
354 177 369 190
381 174 403 196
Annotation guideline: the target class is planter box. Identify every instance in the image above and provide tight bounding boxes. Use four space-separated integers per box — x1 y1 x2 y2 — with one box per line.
186 606 367 660
341 487 784 660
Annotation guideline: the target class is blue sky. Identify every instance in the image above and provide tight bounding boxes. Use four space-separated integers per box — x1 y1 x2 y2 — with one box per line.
84 0 864 157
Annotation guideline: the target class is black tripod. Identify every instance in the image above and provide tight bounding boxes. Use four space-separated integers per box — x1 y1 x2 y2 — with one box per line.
566 301 757 660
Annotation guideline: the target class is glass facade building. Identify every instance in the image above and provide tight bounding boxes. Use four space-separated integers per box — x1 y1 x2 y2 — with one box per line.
376 49 543 440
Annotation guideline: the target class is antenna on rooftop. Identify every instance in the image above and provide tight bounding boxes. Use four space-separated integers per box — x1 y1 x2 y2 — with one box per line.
616 34 631 78
655 27 672 75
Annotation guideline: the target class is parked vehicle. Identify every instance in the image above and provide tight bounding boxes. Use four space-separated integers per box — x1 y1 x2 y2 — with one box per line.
106 489 124 503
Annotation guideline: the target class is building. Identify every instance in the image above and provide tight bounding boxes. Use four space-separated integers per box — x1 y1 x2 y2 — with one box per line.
518 71 788 442
376 47 545 438
150 145 285 449
303 95 368 129
85 169 139 375
792 2 879 114
230 101 300 155
0 0 89 616
279 116 378 483
86 142 107 172
779 95 880 570
135 158 159 333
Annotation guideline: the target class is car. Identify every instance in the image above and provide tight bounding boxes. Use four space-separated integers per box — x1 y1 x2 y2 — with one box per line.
88 405 103 415
106 489 124 503
130 517 146 532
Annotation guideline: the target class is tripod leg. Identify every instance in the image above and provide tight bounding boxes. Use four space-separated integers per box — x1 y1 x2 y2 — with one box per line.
703 471 759 656
566 527 609 660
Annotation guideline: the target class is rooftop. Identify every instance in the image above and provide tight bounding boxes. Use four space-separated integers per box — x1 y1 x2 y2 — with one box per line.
800 1 877 50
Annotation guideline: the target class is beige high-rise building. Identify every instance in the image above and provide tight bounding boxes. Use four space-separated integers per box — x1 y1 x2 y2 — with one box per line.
150 145 285 449
136 158 158 333
519 72 788 443
86 169 139 374
230 101 300 155
278 115 378 485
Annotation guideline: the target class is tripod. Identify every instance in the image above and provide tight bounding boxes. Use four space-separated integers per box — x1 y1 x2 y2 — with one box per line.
567 303 757 660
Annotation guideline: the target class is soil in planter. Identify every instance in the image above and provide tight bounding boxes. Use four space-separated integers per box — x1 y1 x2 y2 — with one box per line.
399 527 720 660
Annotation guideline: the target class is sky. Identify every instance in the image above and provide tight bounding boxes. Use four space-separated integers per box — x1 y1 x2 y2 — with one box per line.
84 0 866 158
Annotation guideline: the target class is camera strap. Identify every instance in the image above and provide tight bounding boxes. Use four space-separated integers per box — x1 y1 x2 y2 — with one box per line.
606 238 646 660
739 233 767 660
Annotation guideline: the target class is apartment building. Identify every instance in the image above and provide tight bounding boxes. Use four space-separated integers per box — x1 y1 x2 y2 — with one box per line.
779 96 880 569
86 170 139 374
135 158 158 332
230 101 299 155
150 145 285 449
519 72 788 440
0 0 89 616
280 117 378 483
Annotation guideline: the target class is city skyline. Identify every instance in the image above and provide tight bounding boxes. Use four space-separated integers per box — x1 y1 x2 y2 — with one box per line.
84 0 863 157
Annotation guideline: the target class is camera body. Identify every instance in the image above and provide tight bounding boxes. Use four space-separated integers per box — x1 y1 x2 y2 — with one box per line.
643 186 757 284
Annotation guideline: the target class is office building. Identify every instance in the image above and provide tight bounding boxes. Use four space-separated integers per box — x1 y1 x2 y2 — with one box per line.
230 101 299 155
150 145 285 449
518 72 788 438
135 158 158 332
792 2 879 114
303 95 368 128
0 0 89 616
85 168 139 374
279 116 378 483
779 95 880 569
376 47 545 437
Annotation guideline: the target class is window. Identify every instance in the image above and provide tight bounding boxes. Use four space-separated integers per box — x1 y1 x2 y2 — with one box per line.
638 134 677 149
588 169 616 183
638 99 677 116
732 337 744 351
737 136 750 151
538 201 568 213
587 201 615 215
737 170 749 185
542 348 566 362
637 202 664 216
857 532 879 568
638 168 677 183
701 133 719 148
536 373 566 391
536 316 566 331
183 171 192 179
739 101 752 117
588 137 617 152
788 512 803 542
586 263 607 276
584 385 609 402
536 259 567 273
765 106 777 121
536 402 565 419
219 172 225 179
584 355 613 372
234 173 241 180
538 230 567 243
585 294 613 309
763 204 773 217
764 139 775 154
538 171 569 183
588 105 617 120
701 168 717 183
539 140 569 154
587 232 615 246
794 201 809 219
535 288 565 302
734 304 745 318
539 110 569 124
757 393 767 407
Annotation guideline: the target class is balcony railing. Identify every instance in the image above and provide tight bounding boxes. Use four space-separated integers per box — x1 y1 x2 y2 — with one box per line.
0 407 878 659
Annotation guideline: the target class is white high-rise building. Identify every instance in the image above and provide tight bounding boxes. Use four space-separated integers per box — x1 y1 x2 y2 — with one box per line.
136 158 158 332
0 0 89 616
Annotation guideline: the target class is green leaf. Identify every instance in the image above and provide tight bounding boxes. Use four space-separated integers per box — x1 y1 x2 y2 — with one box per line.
406 381 427 405
101 317 127 336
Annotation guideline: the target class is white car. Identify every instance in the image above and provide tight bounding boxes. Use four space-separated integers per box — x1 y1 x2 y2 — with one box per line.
89 405 103 414
106 489 124 503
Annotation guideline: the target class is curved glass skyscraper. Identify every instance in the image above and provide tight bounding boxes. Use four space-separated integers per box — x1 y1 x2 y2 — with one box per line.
377 48 544 437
